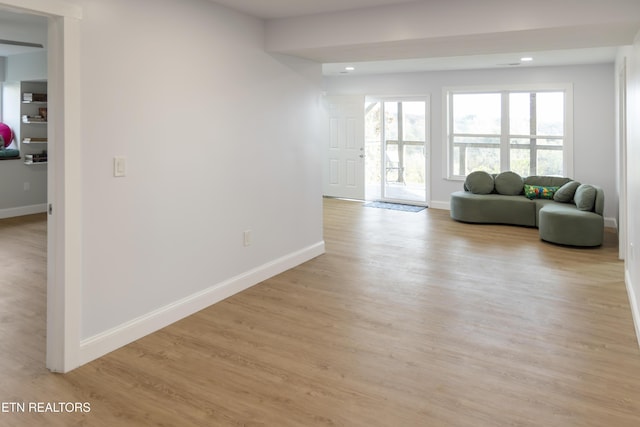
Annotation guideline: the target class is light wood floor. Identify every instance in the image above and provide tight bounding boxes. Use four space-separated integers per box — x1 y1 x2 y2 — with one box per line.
1 198 640 426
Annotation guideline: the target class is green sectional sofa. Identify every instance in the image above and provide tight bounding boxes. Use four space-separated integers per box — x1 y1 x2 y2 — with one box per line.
450 171 604 247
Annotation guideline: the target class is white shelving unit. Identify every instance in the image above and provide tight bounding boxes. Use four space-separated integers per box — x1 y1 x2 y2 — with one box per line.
19 81 48 165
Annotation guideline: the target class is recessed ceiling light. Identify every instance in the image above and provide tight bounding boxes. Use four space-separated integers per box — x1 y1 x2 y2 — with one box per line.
521 57 533 62
345 66 355 71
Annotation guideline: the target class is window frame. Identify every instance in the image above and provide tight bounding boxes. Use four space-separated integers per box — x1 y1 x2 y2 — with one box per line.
443 83 573 180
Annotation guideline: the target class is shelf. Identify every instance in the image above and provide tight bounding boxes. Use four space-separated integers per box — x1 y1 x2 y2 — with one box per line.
22 92 47 103
9 82 49 168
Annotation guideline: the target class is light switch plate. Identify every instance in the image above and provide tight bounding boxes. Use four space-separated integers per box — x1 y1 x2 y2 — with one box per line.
114 156 126 177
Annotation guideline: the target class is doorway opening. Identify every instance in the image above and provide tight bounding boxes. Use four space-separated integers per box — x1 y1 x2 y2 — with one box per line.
0 0 82 373
365 97 429 205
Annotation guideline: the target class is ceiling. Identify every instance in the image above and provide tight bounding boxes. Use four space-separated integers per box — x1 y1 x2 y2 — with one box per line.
323 47 620 75
0 8 47 56
209 0 630 75
208 0 419 20
0 1 630 75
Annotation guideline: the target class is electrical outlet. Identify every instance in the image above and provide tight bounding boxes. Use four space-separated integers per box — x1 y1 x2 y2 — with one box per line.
23 182 30 191
243 230 252 247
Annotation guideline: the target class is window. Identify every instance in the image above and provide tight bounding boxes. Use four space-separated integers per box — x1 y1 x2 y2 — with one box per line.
445 85 572 179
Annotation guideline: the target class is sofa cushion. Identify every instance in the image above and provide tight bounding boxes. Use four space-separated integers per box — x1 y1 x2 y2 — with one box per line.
524 184 559 200
539 203 604 246
574 184 596 211
465 171 494 194
524 176 572 188
0 148 19 158
494 171 523 195
553 180 581 203
450 191 536 226
593 186 605 215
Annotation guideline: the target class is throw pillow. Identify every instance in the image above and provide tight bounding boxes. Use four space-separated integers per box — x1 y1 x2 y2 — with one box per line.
465 171 494 194
524 184 559 200
553 180 581 203
494 171 524 195
574 184 597 211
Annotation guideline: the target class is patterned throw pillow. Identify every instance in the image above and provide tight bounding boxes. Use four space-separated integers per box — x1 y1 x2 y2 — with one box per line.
524 184 559 200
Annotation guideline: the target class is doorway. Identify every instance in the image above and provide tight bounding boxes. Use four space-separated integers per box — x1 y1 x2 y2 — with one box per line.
365 97 429 205
0 0 82 373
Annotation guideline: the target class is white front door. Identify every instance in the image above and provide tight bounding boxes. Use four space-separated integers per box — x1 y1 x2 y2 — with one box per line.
323 95 365 200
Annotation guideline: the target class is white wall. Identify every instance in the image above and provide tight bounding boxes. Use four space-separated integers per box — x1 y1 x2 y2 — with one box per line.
0 52 48 218
74 0 324 358
323 64 617 221
624 34 640 343
5 51 47 82
0 158 47 216
0 12 47 55
0 161 47 216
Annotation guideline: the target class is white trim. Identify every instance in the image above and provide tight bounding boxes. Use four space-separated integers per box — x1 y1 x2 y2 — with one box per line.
442 90 451 179
500 92 510 172
0 203 47 219
604 217 618 230
563 85 575 178
443 83 576 94
625 269 640 351
0 0 82 374
429 200 451 210
617 55 628 261
0 0 81 18
78 241 326 366
45 12 68 374
56 13 83 373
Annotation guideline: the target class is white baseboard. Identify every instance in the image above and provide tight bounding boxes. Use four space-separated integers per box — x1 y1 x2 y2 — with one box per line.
0 204 47 219
604 217 617 230
79 241 326 365
625 269 640 351
429 200 450 210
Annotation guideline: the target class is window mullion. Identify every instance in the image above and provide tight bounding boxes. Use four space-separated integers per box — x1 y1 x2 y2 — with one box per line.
501 91 510 172
530 92 537 175
448 93 453 176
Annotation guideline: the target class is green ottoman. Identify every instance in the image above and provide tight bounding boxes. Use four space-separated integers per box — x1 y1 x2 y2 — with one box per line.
538 204 604 247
